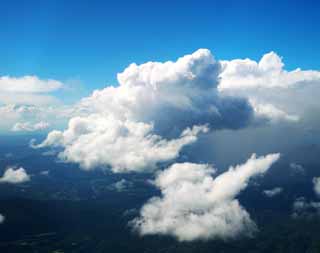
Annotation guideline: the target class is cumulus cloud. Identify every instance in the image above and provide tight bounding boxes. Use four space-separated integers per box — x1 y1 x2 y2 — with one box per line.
32 119 208 172
131 153 280 241
11 121 49 132
33 49 262 172
263 187 283 197
219 51 320 126
0 167 30 184
31 49 317 173
219 52 320 90
77 49 254 134
2 50 319 133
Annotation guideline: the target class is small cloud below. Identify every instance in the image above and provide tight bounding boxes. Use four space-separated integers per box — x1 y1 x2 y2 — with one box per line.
41 150 58 156
39 170 50 176
292 197 320 218
290 163 305 175
0 167 30 184
292 178 320 218
110 179 133 192
0 214 5 224
263 187 283 197
313 177 320 197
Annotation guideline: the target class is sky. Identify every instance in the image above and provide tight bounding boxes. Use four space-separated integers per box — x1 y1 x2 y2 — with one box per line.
1 0 319 93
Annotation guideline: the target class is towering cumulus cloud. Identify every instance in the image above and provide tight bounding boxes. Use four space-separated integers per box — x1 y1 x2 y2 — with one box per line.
219 51 320 122
33 49 255 172
132 153 280 241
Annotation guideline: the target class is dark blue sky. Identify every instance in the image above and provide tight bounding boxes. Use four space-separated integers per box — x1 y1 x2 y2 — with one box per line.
1 0 319 92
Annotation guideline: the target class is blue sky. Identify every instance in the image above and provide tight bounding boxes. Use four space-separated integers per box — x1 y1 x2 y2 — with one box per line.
1 0 319 94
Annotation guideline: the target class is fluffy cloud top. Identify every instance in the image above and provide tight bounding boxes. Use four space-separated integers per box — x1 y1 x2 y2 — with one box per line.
0 167 30 184
219 51 320 125
2 49 320 133
132 153 280 241
78 49 254 134
12 121 49 132
219 52 320 90
33 117 208 172
263 187 283 197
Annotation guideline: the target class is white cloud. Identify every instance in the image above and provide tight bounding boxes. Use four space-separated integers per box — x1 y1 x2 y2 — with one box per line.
0 75 63 107
263 187 283 197
0 75 62 93
0 75 66 131
11 121 49 132
77 49 254 134
313 177 320 197
0 167 30 184
32 119 208 172
0 93 61 106
218 51 320 128
219 52 320 90
132 153 280 241
0 103 73 132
